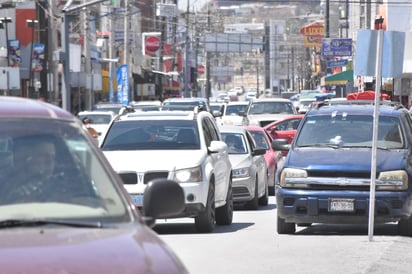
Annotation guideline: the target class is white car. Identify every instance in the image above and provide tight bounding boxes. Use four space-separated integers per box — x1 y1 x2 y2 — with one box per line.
100 109 233 233
77 110 117 143
297 98 316 114
220 125 268 209
241 98 298 127
218 101 250 126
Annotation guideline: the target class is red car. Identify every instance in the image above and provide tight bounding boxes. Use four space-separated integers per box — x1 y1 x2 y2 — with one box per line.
263 115 304 156
246 125 282 195
0 97 187 274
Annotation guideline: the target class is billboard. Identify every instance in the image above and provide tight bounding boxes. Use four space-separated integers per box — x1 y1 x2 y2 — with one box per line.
321 38 352 58
202 33 263 52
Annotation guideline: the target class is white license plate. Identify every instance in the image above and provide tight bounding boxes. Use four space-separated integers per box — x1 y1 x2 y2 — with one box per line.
329 198 354 212
131 195 143 206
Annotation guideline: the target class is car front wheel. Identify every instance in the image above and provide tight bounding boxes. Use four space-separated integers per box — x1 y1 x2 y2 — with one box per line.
277 214 296 234
398 215 412 236
216 178 233 225
195 181 215 233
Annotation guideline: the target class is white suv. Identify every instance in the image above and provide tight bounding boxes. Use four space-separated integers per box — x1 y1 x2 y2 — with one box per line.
100 109 233 233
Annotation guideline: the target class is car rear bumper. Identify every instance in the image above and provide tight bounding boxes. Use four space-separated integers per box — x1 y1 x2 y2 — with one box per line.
276 187 412 224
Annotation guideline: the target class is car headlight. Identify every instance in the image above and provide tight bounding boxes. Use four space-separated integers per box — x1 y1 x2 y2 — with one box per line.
377 170 408 190
175 166 203 183
233 167 250 178
280 168 307 187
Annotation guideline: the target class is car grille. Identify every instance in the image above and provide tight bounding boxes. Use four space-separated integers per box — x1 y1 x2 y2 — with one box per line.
119 171 169 184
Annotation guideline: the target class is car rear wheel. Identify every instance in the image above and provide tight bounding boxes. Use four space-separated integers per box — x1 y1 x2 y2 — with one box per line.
277 214 296 234
398 215 412 236
216 178 233 225
195 181 215 233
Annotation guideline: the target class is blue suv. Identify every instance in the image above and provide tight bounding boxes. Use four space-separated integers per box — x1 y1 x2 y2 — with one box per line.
273 102 412 236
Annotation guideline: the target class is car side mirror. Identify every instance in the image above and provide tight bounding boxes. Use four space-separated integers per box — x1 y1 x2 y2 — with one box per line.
142 179 185 227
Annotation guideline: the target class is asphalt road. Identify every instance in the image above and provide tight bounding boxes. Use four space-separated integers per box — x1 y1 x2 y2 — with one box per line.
155 196 412 274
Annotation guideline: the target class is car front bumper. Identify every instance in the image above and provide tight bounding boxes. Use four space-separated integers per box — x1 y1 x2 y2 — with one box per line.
232 177 254 202
276 187 412 224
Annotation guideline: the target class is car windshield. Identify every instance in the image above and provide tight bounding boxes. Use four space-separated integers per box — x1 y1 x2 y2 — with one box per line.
225 104 248 116
0 119 128 223
296 115 405 149
101 120 201 150
249 102 295 115
221 133 247 154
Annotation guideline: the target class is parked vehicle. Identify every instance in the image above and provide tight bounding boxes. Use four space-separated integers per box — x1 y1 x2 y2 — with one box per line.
241 98 297 127
0 96 188 273
273 102 412 236
100 109 233 233
246 125 282 195
220 126 268 209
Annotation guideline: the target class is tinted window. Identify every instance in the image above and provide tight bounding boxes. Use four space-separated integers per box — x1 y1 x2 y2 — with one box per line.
101 120 200 150
249 102 295 114
296 115 404 149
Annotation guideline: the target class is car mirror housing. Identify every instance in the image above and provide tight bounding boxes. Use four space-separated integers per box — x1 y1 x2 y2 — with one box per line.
142 179 185 226
272 139 290 151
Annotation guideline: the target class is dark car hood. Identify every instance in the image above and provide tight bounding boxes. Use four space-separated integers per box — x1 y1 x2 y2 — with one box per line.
286 147 409 172
0 226 186 274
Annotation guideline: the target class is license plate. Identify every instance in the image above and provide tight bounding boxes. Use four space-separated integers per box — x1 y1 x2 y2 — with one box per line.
328 198 354 212
131 195 143 206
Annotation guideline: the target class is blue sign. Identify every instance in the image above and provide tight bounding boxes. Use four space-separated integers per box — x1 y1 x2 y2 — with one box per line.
116 64 129 105
326 59 349 68
321 38 352 58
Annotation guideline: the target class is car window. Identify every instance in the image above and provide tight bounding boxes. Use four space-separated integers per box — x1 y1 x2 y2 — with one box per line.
225 104 248 115
0 119 127 220
249 130 270 150
249 102 295 115
296 115 405 149
102 120 200 150
276 118 301 131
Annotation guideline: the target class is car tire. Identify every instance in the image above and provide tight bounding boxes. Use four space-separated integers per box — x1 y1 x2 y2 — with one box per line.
269 186 275 196
216 178 233 225
246 176 259 210
195 181 215 233
258 180 269 206
398 216 412 236
277 214 296 234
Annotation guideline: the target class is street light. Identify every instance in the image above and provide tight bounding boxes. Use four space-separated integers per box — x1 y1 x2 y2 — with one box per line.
0 17 12 66
26 19 39 98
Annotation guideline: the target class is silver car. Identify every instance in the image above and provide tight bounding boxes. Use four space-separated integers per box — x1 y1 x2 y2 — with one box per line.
220 125 269 209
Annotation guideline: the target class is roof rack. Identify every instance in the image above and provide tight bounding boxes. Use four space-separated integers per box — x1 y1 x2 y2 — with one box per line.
315 99 406 110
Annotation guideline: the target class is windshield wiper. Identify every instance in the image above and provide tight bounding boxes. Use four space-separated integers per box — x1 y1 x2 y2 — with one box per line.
0 219 103 229
298 143 340 149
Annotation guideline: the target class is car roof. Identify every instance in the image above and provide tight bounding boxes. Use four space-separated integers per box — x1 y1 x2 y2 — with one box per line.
219 125 247 134
227 101 250 105
245 125 265 131
307 103 406 117
249 98 292 103
0 97 74 120
115 110 213 122
78 110 116 116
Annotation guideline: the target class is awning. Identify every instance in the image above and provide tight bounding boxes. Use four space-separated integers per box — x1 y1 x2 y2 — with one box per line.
321 70 353 86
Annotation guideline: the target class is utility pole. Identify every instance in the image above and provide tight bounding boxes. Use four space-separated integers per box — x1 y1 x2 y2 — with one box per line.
183 0 190 97
49 0 59 105
205 4 211 100
123 0 131 102
38 0 48 100
83 0 92 109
